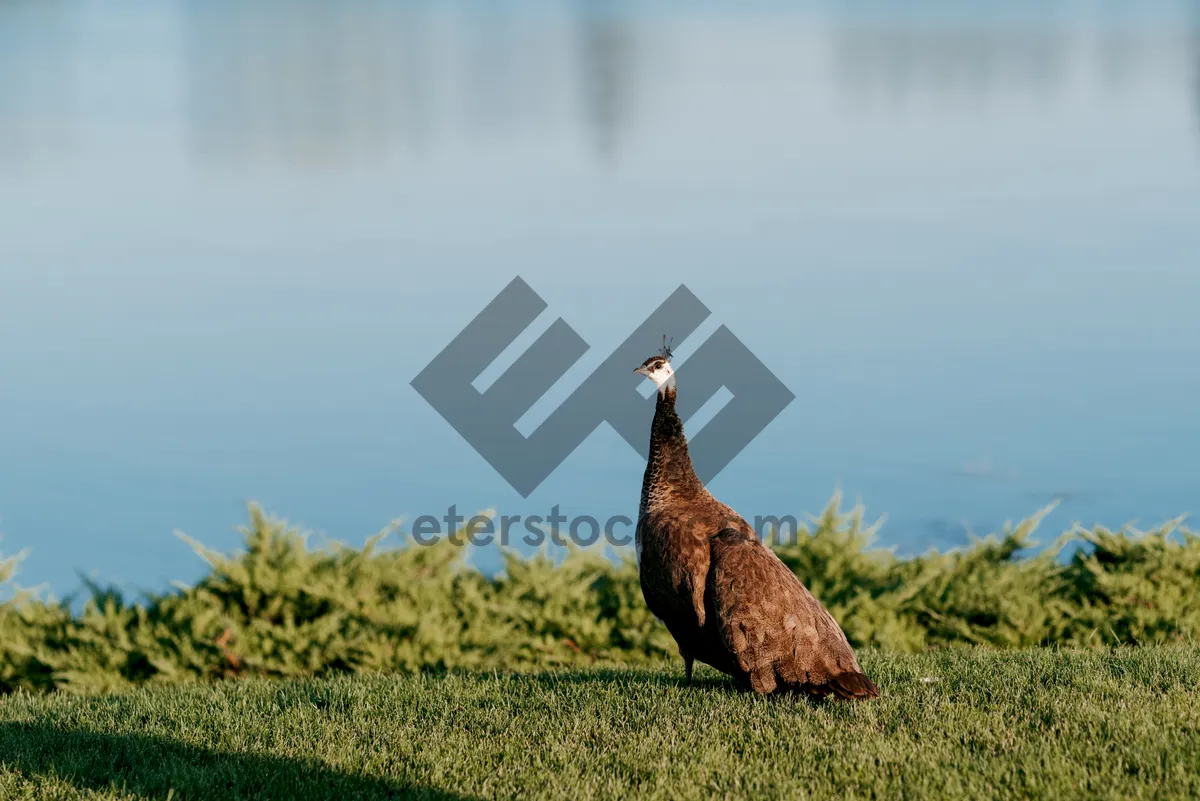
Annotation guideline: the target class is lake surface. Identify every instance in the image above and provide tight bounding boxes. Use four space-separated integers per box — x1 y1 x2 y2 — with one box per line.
2 0 1199 594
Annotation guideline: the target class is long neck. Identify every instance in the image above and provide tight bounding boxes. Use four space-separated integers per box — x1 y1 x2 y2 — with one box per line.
639 384 704 513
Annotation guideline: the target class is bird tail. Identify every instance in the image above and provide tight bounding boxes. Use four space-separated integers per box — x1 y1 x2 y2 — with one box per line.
829 670 879 700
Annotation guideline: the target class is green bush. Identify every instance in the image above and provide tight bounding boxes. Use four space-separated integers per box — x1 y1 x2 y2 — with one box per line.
1 497 1197 694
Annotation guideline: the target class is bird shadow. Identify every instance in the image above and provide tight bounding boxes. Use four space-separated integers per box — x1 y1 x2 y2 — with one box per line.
0 721 475 800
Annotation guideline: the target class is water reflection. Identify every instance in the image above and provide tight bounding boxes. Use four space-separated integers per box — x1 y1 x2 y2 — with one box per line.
830 14 1200 115
173 5 1200 169
575 6 638 160
1194 26 1200 148
831 23 1068 107
2 3 1198 171
181 2 644 168
0 0 72 170
183 1 431 168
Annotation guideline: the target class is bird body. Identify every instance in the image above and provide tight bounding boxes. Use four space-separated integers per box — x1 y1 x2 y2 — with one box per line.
633 352 878 699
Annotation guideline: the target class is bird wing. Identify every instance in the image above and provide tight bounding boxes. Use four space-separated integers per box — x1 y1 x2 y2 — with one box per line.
706 528 878 698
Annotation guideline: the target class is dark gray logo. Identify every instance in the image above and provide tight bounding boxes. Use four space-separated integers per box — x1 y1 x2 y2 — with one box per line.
411 277 794 497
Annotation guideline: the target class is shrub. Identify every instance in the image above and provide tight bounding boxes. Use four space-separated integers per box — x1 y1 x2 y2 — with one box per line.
2 497 1197 694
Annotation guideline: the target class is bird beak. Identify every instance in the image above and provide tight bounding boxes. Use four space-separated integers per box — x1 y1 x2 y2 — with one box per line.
633 366 650 377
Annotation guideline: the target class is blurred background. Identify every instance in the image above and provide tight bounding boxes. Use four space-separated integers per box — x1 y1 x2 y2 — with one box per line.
1 0 1198 594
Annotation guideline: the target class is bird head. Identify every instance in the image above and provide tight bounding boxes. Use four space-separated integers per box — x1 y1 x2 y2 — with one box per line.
633 336 675 391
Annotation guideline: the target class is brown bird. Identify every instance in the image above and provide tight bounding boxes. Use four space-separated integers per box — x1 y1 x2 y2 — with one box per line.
633 342 878 700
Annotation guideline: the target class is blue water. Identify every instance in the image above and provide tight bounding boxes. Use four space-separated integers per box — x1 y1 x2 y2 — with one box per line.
2 1 1199 594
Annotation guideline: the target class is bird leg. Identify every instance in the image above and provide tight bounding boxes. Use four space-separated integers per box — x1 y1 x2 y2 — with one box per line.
684 654 694 686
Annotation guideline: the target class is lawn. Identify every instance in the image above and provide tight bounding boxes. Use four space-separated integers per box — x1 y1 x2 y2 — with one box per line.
1 648 1197 800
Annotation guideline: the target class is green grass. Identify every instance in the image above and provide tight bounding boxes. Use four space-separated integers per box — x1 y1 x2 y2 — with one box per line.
2 648 1198 800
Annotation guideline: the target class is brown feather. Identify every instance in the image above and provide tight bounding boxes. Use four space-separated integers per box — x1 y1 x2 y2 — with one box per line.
635 372 879 700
